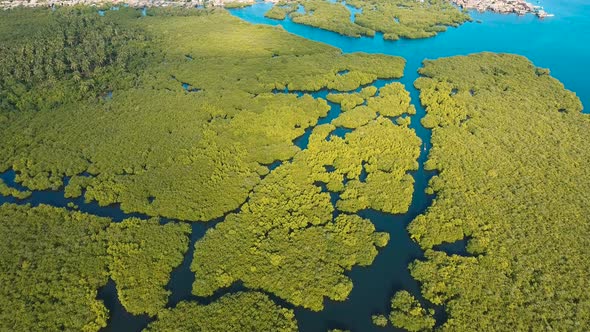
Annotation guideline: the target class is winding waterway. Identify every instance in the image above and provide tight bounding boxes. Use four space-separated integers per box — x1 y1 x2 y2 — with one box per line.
228 1 588 330
1 1 588 331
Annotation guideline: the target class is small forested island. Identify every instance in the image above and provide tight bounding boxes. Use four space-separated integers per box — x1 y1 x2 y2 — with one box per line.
145 292 298 331
0 1 588 332
265 0 471 40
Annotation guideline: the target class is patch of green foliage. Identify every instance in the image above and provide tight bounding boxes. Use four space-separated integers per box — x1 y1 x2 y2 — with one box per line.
107 218 191 316
0 8 405 222
333 119 420 214
409 53 589 330
367 82 416 116
353 0 470 40
327 85 377 112
331 105 378 128
389 291 435 331
265 0 470 40
145 292 298 331
330 82 415 128
371 314 389 327
0 7 151 112
192 100 420 310
264 1 298 20
0 179 31 199
0 204 111 332
291 0 374 37
0 204 192 329
192 190 388 310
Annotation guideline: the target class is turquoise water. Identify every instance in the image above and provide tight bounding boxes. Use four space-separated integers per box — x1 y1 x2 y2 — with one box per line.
231 0 589 112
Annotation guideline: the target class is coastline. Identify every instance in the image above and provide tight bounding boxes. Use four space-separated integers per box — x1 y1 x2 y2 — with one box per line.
1 0 553 18
450 0 553 18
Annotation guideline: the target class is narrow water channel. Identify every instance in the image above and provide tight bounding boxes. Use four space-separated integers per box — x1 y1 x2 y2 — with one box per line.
286 53 440 332
0 67 439 332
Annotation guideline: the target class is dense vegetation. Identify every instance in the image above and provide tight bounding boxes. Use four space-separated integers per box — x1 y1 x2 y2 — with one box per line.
389 291 435 331
352 0 470 40
371 314 389 327
0 8 405 222
107 218 191 316
192 97 420 310
327 85 376 112
0 179 31 199
409 53 590 330
370 291 435 330
330 82 416 128
265 0 470 40
192 177 390 311
291 0 374 37
0 204 192 330
0 7 151 112
0 204 111 332
264 1 299 20
145 292 298 331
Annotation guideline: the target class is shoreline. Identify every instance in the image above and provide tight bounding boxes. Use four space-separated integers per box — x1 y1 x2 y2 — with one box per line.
1 0 553 18
450 0 553 18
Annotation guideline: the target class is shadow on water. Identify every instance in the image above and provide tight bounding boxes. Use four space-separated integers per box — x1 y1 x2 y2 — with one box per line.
166 220 223 307
328 127 353 140
97 280 151 332
433 238 472 257
0 170 149 222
